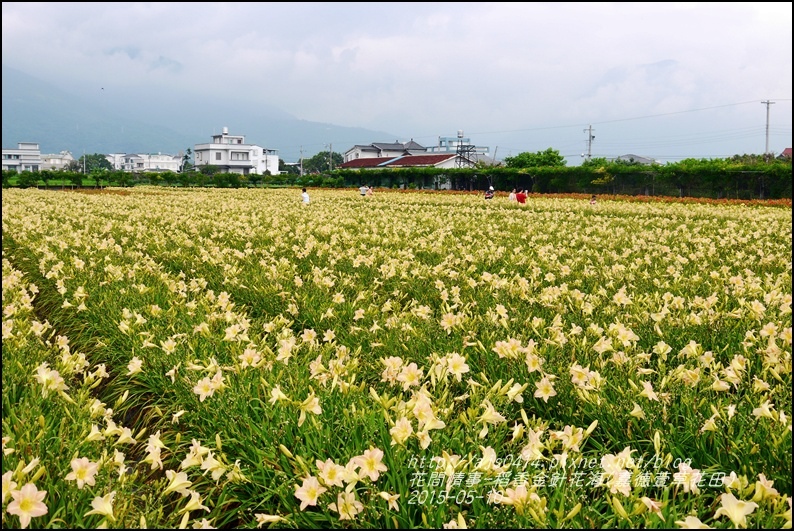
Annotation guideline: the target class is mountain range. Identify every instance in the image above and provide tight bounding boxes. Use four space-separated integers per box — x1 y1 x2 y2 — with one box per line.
2 65 401 162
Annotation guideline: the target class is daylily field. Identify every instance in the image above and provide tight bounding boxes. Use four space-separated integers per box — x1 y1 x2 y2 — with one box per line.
1 187 791 529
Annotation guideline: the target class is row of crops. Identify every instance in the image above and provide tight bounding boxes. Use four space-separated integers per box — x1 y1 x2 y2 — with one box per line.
2 187 791 528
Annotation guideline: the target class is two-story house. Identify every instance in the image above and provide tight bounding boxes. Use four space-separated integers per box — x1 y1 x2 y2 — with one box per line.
40 150 75 171
193 127 279 175
105 153 181 172
343 140 426 163
2 142 42 172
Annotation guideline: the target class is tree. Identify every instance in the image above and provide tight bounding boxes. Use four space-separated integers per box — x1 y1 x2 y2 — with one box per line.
17 171 38 188
504 148 567 168
68 171 83 188
180 148 193 172
162 171 179 187
77 153 113 173
303 150 343 174
90 170 105 188
40 170 54 188
199 164 220 177
279 158 300 175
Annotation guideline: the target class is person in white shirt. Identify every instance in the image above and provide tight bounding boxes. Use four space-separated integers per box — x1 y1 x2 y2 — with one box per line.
302 188 310 204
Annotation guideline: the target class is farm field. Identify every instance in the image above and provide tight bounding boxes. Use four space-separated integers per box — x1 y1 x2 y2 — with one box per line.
2 187 791 529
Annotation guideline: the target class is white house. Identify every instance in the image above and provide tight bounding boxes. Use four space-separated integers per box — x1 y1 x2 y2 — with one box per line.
611 154 661 165
193 127 279 175
40 150 75 171
338 153 475 170
105 153 181 172
343 140 426 163
344 134 489 164
2 142 42 172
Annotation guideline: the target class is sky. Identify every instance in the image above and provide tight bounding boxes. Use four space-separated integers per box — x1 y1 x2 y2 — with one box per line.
2 2 792 164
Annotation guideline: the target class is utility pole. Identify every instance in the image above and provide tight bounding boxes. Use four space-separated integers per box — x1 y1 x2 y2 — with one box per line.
583 125 595 162
328 143 333 172
299 146 304 177
761 100 775 161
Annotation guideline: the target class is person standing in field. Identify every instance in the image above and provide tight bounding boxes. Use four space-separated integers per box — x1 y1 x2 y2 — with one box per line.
508 188 517 202
515 189 527 205
302 188 310 204
485 186 495 200
590 194 597 205
366 185 374 197
359 184 369 197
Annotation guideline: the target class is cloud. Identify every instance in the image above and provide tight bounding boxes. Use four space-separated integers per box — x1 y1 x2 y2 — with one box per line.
149 55 182 73
106 46 140 60
2 2 791 162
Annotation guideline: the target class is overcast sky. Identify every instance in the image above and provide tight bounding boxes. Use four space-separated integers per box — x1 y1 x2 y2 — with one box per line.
3 2 792 163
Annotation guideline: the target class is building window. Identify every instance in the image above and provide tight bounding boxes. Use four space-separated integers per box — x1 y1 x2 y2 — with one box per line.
216 152 222 161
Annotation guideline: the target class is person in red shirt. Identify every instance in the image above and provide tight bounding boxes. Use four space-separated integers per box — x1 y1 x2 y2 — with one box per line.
515 189 527 204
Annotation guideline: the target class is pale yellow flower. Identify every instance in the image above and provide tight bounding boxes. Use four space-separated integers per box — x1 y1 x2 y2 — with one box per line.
193 377 215 402
640 497 666 521
711 379 730 392
126 356 143 376
144 446 163 471
84 491 116 522
316 458 346 488
443 513 468 528
178 490 210 515
752 473 779 502
534 376 557 403
639 380 659 401
447 352 470 382
85 424 106 442
630 403 646 420
328 491 364 521
714 492 758 528
378 491 400 511
64 457 100 489
478 399 507 438
200 451 227 482
674 462 702 494
192 518 215 529
298 390 322 427
722 471 746 491
390 416 413 446
3 471 17 504
6 483 48 529
506 382 527 403
161 337 177 354
268 386 289 404
114 427 137 445
354 447 388 482
163 470 192 497
753 400 776 420
701 415 718 433
675 515 711 528
294 476 327 511
396 362 423 390
255 514 286 528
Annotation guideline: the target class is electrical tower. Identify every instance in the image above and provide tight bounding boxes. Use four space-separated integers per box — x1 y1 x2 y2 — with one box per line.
761 100 775 160
583 125 595 162
455 130 477 168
